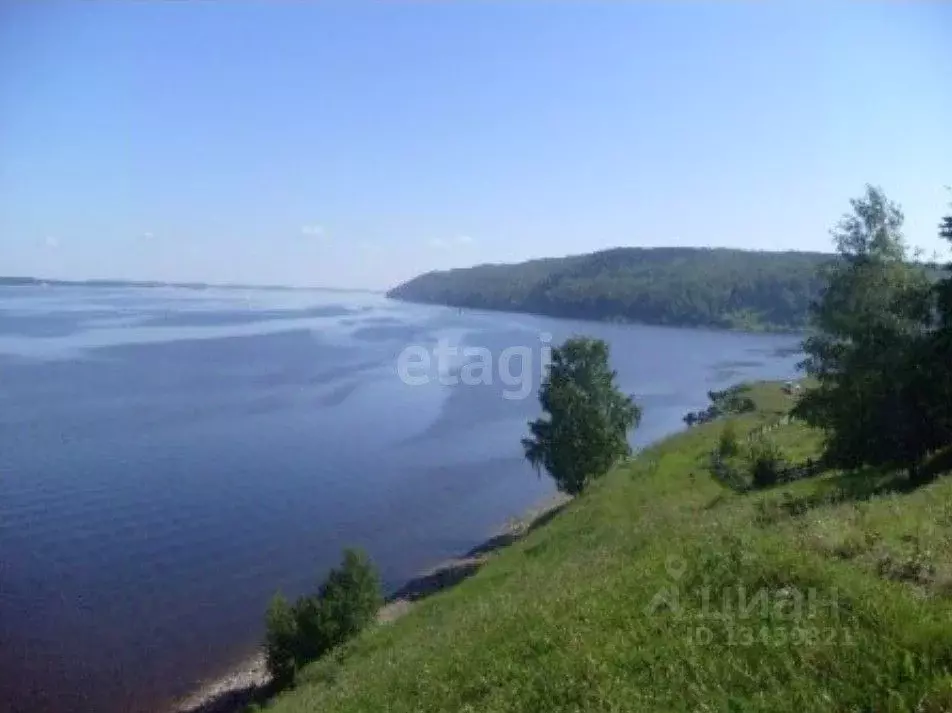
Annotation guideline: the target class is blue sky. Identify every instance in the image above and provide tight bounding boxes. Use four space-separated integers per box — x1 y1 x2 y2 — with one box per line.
1 2 950 289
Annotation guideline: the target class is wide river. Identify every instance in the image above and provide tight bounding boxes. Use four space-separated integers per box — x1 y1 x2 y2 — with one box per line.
0 285 802 713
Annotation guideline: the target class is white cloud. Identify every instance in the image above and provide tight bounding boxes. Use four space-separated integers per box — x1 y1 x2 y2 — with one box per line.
428 237 447 249
456 234 473 245
44 236 59 249
301 224 326 237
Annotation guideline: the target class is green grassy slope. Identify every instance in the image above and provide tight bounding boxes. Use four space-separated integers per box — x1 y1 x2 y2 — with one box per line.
261 383 952 713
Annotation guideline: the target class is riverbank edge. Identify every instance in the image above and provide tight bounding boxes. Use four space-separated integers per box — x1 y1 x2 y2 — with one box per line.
384 295 807 336
168 491 572 713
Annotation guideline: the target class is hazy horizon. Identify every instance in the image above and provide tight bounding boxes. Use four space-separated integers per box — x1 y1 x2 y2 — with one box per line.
3 243 845 292
2 2 950 289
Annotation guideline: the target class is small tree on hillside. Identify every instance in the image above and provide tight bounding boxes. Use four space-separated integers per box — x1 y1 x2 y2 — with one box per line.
522 337 640 495
264 592 298 688
315 548 382 645
292 547 382 666
263 548 382 688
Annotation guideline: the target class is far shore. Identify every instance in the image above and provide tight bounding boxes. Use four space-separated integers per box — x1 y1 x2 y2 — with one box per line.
168 491 572 713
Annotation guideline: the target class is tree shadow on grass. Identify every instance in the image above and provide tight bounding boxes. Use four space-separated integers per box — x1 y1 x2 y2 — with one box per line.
808 445 952 507
831 467 914 500
759 451 952 523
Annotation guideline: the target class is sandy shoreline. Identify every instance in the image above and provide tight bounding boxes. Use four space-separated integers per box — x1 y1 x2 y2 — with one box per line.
168 492 571 713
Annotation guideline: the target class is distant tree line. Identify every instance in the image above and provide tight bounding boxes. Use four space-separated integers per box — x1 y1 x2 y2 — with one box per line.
388 247 836 331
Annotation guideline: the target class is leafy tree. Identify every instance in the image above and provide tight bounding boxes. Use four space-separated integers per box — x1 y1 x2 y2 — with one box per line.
264 592 298 688
523 337 640 495
314 548 382 647
795 186 937 480
291 593 331 666
264 548 382 688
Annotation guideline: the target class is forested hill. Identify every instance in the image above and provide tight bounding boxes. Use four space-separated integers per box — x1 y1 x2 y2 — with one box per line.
387 247 833 331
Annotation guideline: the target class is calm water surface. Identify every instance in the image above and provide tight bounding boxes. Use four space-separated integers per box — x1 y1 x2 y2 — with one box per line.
0 286 802 713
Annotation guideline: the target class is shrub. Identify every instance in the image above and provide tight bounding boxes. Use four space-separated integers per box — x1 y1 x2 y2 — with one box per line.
748 435 785 488
718 422 742 459
709 454 749 492
264 548 382 688
684 386 756 427
708 422 749 491
264 593 298 688
317 548 383 644
291 594 332 665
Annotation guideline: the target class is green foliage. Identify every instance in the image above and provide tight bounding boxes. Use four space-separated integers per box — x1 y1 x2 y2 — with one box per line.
709 456 748 492
522 337 640 495
264 548 382 689
314 548 383 646
388 247 833 331
264 593 298 688
747 435 785 488
684 385 756 426
709 434 748 493
290 594 331 665
929 201 952 446
718 422 742 459
794 185 942 478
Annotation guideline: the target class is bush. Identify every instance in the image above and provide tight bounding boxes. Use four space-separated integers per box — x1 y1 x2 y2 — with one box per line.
708 422 749 491
684 387 756 427
264 593 298 688
747 436 785 488
316 548 383 644
264 548 382 688
709 453 749 492
291 594 332 665
718 422 742 459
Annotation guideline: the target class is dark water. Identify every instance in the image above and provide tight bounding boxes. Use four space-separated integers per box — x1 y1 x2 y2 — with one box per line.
0 286 802 713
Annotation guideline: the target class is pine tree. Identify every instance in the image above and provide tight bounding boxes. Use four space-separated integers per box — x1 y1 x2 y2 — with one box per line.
795 185 937 479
